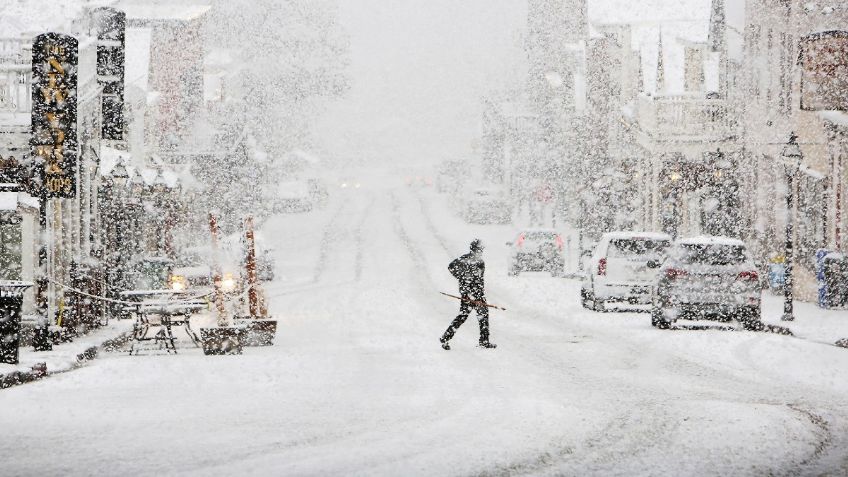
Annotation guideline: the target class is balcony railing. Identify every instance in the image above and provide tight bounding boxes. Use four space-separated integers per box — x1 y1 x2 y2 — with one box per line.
0 38 30 65
637 93 738 141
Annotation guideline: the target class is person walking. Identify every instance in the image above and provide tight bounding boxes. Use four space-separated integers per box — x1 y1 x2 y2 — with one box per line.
440 239 497 350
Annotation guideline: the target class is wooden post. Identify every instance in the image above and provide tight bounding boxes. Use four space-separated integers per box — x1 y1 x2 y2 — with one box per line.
244 216 261 317
208 213 228 326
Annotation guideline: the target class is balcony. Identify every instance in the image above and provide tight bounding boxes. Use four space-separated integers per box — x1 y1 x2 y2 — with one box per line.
0 38 30 66
636 93 739 143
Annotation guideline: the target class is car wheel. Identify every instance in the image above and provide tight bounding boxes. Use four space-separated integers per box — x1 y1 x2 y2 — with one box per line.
549 262 565 277
651 306 671 329
738 306 764 331
581 288 592 309
592 295 606 313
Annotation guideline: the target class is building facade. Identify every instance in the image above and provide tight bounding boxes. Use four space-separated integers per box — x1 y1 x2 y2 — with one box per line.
738 0 848 300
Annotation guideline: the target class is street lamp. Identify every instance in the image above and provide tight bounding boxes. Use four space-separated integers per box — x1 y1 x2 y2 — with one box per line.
781 133 803 321
111 159 129 188
109 159 130 310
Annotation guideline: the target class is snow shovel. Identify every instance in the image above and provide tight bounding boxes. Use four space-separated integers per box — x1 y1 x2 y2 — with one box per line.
440 292 506 311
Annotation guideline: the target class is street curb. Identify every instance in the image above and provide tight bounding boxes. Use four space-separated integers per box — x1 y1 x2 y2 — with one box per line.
0 329 134 390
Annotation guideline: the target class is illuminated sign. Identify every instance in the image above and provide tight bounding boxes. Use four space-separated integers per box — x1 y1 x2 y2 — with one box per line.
800 31 848 111
31 33 78 198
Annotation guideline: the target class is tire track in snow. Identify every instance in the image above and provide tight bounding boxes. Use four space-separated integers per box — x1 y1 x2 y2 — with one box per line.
354 197 376 281
388 191 431 288
395 189 687 475
392 187 848 475
413 189 453 257
312 199 351 283
312 195 373 284
785 404 834 474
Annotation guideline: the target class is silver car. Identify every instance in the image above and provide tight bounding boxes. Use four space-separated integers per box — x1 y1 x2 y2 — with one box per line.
506 229 565 276
650 236 762 330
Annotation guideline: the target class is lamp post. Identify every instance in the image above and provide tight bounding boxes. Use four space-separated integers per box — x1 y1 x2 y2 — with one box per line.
781 133 803 321
109 159 129 311
669 170 681 239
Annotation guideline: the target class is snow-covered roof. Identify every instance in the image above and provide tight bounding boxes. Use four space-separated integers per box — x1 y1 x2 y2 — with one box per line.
100 145 132 177
678 235 745 246
0 191 37 211
0 192 17 211
602 231 672 240
800 164 826 181
277 181 310 199
119 4 211 23
285 149 320 165
18 192 38 209
824 252 846 261
517 228 560 234
818 110 848 128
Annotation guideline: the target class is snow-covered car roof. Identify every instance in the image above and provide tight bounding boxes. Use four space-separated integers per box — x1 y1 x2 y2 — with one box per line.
171 265 211 277
678 235 746 246
470 187 504 195
517 228 560 234
277 181 310 199
601 231 671 241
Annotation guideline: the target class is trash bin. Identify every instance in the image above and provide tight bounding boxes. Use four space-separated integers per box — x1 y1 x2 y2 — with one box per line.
0 281 33 365
820 252 848 309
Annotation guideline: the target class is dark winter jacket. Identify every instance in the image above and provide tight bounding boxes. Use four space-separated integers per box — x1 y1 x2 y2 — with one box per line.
449 252 485 297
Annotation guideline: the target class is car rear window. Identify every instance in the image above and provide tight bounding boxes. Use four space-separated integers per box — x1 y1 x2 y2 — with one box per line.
524 232 557 241
608 239 670 258
678 244 747 265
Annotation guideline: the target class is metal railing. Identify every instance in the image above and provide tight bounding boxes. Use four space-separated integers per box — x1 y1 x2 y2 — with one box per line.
637 94 738 140
0 38 30 65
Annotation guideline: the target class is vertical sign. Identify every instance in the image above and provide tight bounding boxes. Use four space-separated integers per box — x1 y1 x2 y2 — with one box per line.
93 7 126 140
31 33 78 198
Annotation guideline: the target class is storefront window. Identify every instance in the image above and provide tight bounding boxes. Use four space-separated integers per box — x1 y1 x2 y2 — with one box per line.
797 173 825 270
0 214 22 280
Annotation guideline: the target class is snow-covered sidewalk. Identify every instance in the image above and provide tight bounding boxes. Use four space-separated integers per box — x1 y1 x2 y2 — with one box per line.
761 293 848 346
0 319 133 387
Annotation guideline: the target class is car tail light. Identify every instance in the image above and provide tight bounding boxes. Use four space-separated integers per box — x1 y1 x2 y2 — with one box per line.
665 268 687 279
598 258 606 276
737 270 758 281
516 233 525 248
555 235 563 251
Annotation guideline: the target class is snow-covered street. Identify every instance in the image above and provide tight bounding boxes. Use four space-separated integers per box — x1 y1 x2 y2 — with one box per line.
2 184 847 476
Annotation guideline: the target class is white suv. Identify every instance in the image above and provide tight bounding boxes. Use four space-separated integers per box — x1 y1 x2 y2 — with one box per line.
581 232 672 311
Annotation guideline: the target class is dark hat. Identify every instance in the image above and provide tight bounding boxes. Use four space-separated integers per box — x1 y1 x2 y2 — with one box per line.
470 238 484 251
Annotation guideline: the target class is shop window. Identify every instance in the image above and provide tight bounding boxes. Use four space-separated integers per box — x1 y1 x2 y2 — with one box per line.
0 214 22 281
797 173 825 270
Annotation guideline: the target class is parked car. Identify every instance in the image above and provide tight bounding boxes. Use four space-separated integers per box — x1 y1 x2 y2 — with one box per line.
170 245 240 292
275 180 313 213
128 256 173 290
435 160 469 194
581 232 672 311
405 175 432 188
507 229 565 276
650 236 762 330
461 188 511 224
246 248 275 282
307 178 328 208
